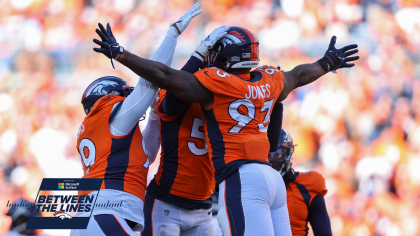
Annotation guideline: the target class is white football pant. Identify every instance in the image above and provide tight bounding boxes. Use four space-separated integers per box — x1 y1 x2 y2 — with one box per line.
70 214 139 236
217 163 292 236
143 198 214 236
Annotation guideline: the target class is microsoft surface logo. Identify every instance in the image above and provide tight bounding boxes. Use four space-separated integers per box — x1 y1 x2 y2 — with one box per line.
58 183 64 189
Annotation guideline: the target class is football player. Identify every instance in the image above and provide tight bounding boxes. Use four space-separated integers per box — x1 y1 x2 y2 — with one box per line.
269 125 332 236
142 26 229 236
93 24 359 236
71 3 202 236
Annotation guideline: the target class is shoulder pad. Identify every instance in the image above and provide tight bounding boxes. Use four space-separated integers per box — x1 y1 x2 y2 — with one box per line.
194 68 235 95
89 95 125 117
295 171 327 196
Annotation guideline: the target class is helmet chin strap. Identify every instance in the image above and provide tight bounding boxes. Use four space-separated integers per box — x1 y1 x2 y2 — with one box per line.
280 162 292 177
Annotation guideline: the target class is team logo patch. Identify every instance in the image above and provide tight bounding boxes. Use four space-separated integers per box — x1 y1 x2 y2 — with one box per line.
164 209 170 216
53 211 72 220
84 80 118 98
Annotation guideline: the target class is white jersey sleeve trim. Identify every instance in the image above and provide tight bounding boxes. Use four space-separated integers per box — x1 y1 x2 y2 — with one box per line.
141 111 160 163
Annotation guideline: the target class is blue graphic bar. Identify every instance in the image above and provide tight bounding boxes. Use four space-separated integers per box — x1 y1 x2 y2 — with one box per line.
26 217 90 229
39 178 102 191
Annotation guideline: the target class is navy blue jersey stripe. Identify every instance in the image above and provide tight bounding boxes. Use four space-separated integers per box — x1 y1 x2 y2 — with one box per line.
295 182 311 236
158 107 189 192
225 170 245 236
232 71 263 83
104 125 136 191
141 191 155 236
94 214 130 235
202 108 226 173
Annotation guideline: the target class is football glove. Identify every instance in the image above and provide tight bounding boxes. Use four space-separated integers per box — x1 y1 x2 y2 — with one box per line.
170 2 203 36
93 23 124 69
318 36 359 73
193 25 230 61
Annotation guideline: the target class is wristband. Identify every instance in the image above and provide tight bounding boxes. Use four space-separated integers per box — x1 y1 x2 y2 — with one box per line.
317 52 340 72
114 46 125 61
116 52 125 61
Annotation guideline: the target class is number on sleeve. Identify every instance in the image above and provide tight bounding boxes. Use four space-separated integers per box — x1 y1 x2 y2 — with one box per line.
258 98 274 132
228 99 256 133
187 117 208 156
257 66 280 75
78 138 96 175
216 70 231 78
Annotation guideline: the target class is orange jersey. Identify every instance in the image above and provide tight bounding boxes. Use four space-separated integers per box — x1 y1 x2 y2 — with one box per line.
76 95 149 201
287 171 328 235
148 90 215 210
194 66 284 183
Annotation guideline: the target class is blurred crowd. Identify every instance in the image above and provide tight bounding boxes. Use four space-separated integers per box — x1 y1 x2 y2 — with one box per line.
0 0 419 235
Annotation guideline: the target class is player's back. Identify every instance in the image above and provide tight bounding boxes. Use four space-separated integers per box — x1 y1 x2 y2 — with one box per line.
76 94 149 201
194 66 284 183
286 171 328 236
148 89 215 210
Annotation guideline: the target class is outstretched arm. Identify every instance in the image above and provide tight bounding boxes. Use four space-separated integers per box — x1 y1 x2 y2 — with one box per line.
94 21 230 107
119 50 213 106
106 2 203 137
109 29 179 136
160 56 202 116
160 25 230 115
277 62 326 102
277 36 359 102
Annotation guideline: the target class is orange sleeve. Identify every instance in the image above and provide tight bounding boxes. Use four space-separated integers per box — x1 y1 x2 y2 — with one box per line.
157 89 179 122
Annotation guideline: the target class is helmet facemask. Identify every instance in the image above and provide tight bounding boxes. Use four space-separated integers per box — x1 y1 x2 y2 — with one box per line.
268 145 294 176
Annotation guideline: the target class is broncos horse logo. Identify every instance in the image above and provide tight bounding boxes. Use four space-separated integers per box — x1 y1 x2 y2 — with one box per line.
83 80 119 98
53 211 72 220
228 31 246 42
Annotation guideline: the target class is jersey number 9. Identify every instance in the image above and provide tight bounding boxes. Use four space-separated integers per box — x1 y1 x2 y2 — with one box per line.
78 138 96 175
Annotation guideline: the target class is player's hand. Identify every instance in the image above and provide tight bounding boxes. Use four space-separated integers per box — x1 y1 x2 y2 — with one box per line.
170 2 203 36
318 36 359 73
93 22 124 69
193 25 230 61
203 25 230 49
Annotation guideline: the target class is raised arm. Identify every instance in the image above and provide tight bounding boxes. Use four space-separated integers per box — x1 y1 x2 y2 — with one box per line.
109 29 178 136
277 36 359 102
93 21 230 107
153 25 231 115
120 50 213 106
104 3 203 137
